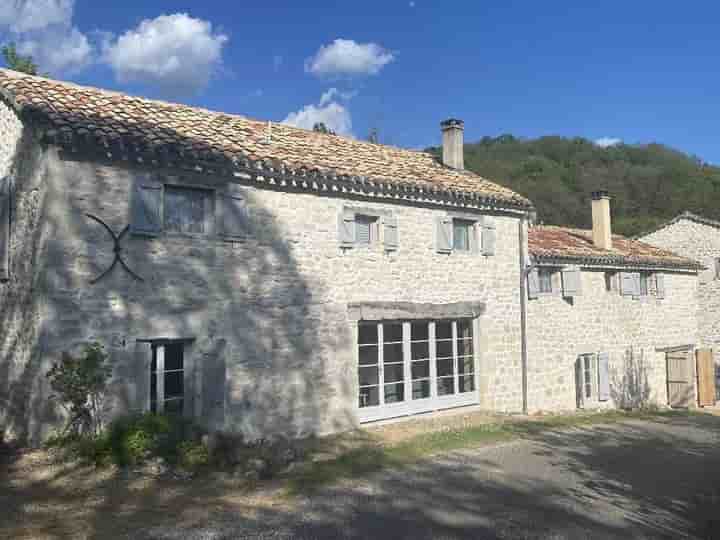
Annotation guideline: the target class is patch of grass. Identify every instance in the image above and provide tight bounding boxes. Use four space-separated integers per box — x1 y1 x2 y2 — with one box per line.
286 409 696 495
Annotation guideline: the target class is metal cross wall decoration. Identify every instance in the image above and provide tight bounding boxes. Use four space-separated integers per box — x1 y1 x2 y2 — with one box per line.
85 213 144 284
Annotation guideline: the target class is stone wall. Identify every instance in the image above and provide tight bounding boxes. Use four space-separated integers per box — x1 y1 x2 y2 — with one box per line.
0 105 525 443
526 268 698 412
641 218 720 356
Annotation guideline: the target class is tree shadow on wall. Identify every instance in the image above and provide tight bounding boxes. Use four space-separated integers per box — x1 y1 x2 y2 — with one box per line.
0 115 356 446
610 348 651 409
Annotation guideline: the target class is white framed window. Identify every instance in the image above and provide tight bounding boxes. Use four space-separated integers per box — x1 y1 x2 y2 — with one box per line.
538 268 553 294
355 214 379 245
358 319 478 422
164 186 213 235
581 354 595 399
452 219 474 251
150 343 185 414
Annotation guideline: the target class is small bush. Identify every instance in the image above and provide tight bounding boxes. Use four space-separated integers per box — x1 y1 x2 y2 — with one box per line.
45 412 205 469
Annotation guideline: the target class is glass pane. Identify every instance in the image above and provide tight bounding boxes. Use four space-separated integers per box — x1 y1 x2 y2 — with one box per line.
453 221 470 251
384 363 405 383
165 186 207 234
383 323 403 342
359 386 379 408
437 377 455 396
458 356 474 375
151 346 157 372
436 321 452 340
164 399 184 415
459 375 475 393
436 340 453 359
411 360 429 379
457 320 472 339
412 380 430 400
164 344 184 371
437 358 454 377
411 322 429 341
411 341 429 360
164 371 184 398
359 345 379 366
359 366 379 386
384 342 404 364
458 339 473 357
384 383 405 403
358 324 378 345
150 372 157 403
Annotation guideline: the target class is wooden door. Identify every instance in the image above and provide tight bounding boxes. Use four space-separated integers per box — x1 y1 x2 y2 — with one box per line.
667 349 693 408
696 349 716 407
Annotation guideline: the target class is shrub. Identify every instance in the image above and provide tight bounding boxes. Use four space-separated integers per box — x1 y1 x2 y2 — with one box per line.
46 412 205 470
46 342 111 437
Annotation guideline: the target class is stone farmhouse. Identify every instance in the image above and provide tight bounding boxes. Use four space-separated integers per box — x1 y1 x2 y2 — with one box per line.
640 212 720 401
0 69 708 445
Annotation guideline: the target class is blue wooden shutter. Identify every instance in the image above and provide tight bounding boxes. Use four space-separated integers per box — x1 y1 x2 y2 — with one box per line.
220 185 249 239
655 274 666 299
562 267 582 297
0 178 9 281
620 273 635 296
527 268 540 299
338 209 356 247
597 352 610 401
435 217 452 253
131 176 162 236
482 216 496 256
383 215 399 251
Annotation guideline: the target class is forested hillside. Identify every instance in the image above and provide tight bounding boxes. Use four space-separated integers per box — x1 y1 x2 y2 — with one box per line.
428 136 720 236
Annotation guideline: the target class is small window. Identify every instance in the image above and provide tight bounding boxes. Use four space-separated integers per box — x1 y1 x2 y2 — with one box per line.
355 215 378 245
578 353 596 402
452 219 474 251
164 186 212 234
538 269 553 294
151 343 185 415
639 273 650 296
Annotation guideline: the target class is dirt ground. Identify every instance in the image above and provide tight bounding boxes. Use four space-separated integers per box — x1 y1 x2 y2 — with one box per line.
2 410 719 539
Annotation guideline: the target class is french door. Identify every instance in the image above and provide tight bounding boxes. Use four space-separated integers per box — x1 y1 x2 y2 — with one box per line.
358 318 478 423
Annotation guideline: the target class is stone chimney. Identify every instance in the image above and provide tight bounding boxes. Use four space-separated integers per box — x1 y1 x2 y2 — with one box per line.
441 118 464 170
591 191 612 250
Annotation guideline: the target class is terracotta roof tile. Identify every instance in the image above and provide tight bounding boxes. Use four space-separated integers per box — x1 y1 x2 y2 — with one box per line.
529 225 701 270
0 69 530 209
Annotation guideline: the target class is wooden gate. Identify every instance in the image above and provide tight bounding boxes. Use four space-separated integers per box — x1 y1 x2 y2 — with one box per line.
696 348 717 407
667 349 693 408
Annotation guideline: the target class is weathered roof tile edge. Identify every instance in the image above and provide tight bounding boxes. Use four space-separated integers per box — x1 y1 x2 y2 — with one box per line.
0 69 533 213
634 211 720 239
529 225 702 271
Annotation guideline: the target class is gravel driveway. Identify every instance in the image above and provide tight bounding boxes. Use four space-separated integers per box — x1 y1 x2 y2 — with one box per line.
140 415 720 540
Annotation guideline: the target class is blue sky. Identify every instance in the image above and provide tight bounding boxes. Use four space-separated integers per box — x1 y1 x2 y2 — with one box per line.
1 1 719 162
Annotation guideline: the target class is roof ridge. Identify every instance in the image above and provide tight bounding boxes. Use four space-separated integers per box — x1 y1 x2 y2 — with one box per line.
635 211 720 238
0 68 447 161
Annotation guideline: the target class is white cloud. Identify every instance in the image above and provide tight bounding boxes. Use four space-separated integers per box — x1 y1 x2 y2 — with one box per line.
103 13 228 97
319 87 357 106
0 0 93 73
283 94 353 136
0 0 73 33
595 137 622 148
305 39 395 77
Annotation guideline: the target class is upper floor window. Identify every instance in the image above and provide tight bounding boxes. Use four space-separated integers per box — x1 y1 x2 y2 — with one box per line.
452 219 475 251
355 214 379 245
538 268 553 294
164 186 212 234
639 272 650 296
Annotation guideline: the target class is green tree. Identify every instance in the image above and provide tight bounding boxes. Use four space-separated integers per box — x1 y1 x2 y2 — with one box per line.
313 122 336 135
1 42 39 75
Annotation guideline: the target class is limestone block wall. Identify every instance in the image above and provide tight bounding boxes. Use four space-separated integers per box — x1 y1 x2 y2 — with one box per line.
0 117 525 443
641 218 720 366
526 268 698 412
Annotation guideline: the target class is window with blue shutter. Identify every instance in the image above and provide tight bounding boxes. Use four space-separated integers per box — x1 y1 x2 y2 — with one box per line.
355 215 376 245
435 217 453 254
131 176 162 236
482 217 496 256
338 210 356 247
383 215 399 251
